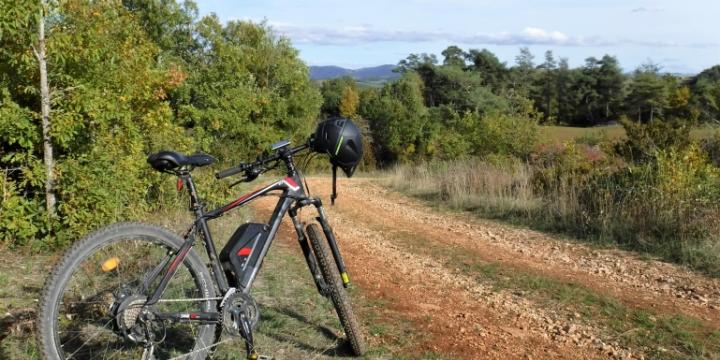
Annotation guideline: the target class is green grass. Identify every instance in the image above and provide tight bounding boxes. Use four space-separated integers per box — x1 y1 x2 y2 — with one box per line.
539 124 627 144
0 207 430 359
539 124 719 144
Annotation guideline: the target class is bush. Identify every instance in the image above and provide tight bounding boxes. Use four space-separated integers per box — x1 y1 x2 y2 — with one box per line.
0 173 47 247
473 114 538 158
386 142 720 276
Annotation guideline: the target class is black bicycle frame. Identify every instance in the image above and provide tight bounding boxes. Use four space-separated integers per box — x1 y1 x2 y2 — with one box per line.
142 153 350 324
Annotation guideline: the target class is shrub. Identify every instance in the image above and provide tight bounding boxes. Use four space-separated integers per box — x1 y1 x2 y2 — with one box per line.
386 142 720 275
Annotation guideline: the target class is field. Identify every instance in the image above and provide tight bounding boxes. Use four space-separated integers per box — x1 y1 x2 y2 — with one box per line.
539 124 719 144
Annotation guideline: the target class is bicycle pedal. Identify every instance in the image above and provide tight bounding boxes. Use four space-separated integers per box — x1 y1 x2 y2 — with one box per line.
248 353 272 360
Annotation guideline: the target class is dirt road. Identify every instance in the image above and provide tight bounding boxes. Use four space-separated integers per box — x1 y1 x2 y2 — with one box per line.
254 177 720 359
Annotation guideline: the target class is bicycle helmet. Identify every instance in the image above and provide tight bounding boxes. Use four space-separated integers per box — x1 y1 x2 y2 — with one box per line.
311 117 363 177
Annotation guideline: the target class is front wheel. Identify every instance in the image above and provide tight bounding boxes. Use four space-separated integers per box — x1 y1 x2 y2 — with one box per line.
306 224 366 356
37 222 217 360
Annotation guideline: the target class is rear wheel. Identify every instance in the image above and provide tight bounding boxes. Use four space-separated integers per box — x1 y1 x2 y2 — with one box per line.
37 222 217 360
306 224 366 356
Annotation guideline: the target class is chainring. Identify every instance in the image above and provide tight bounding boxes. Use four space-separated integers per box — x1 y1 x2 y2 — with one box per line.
221 292 259 337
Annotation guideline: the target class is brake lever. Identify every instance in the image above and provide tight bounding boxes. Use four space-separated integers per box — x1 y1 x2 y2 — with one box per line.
228 169 261 188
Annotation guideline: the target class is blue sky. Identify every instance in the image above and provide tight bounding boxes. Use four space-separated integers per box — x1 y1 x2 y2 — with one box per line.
194 0 719 74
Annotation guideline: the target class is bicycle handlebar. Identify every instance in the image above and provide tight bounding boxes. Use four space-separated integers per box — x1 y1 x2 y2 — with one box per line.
215 163 249 179
215 143 310 180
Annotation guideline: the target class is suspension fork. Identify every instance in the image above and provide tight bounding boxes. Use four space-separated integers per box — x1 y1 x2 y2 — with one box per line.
313 201 351 287
289 209 328 295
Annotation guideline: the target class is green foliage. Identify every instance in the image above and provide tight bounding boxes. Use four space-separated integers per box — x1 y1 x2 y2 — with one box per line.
175 16 321 163
529 141 720 274
319 76 357 117
0 172 46 246
356 46 535 165
689 65 720 122
361 72 431 163
618 116 691 160
625 62 668 122
474 114 538 158
0 1 321 248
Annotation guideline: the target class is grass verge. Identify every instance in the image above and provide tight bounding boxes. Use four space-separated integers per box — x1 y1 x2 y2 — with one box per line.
0 208 427 359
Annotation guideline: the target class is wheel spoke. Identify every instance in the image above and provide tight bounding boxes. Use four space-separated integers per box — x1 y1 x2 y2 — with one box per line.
43 227 217 360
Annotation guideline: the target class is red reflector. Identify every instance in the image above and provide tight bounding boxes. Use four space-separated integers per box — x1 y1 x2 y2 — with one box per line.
237 247 252 257
176 178 184 191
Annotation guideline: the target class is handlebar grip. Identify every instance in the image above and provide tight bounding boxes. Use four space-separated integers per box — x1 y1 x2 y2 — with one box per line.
215 165 244 179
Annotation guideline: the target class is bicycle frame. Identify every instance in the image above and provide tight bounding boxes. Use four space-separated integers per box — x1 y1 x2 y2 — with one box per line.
142 156 350 325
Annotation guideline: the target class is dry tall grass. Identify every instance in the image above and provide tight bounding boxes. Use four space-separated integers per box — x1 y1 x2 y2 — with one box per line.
385 153 720 276
386 158 540 218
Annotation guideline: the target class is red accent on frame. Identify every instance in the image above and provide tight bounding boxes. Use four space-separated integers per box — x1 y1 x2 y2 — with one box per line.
167 246 191 274
284 177 299 189
176 178 184 191
221 189 258 213
236 247 252 257
189 313 199 319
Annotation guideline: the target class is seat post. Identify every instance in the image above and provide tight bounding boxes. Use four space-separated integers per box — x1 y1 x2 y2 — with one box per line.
180 171 202 214
179 169 230 293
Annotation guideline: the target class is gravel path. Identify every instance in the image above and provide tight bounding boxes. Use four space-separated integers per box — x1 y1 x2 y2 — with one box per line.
253 177 720 359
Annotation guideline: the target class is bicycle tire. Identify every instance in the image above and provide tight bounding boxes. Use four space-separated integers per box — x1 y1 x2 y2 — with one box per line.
306 224 366 356
37 222 217 360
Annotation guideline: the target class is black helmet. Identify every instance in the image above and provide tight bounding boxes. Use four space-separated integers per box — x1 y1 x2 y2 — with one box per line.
311 117 363 177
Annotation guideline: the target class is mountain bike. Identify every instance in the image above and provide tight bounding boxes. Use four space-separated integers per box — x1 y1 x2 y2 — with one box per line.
37 138 366 359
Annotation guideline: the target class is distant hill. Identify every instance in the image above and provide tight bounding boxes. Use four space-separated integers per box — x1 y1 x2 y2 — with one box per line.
310 64 400 82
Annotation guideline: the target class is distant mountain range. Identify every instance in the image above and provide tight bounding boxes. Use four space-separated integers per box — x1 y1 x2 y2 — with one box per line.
309 64 400 81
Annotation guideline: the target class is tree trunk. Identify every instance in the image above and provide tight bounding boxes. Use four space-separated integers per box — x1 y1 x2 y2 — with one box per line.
36 5 56 217
605 102 610 119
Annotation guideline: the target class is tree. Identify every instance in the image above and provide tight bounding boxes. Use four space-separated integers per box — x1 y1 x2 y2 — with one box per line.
396 53 437 73
339 86 359 117
441 45 466 68
595 55 625 119
465 48 508 90
626 62 668 122
555 58 574 123
178 16 321 161
512 47 536 95
688 65 720 122
515 47 535 70
534 50 558 123
397 53 440 106
360 72 430 163
122 0 199 62
319 76 357 116
34 1 57 216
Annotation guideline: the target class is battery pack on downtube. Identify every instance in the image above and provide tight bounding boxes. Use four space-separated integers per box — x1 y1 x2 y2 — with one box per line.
219 223 270 290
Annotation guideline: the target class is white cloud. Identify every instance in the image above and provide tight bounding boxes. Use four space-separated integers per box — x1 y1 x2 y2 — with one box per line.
261 22 714 49
631 7 663 13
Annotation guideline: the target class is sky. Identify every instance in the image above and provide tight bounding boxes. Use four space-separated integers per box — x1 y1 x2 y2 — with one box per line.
194 0 720 74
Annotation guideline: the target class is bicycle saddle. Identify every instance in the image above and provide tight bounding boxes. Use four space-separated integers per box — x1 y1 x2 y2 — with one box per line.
147 150 216 172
